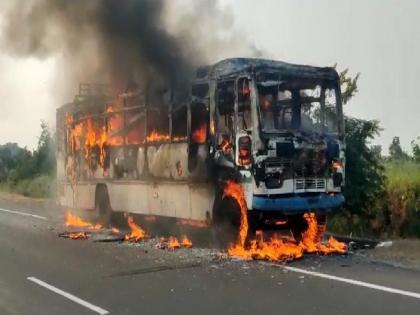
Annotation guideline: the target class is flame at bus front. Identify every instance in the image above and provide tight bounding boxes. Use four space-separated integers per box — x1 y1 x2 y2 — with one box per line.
223 180 248 248
224 182 347 262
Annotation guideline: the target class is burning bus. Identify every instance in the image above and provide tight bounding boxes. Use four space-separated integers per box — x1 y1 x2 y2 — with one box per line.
56 58 345 241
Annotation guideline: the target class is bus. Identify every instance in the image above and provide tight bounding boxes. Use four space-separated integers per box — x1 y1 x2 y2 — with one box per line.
56 58 345 241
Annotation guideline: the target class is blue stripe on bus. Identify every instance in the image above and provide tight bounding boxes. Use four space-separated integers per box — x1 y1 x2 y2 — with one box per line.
252 193 344 213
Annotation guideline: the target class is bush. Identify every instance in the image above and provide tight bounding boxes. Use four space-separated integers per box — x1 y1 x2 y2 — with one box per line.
14 175 55 198
385 161 420 237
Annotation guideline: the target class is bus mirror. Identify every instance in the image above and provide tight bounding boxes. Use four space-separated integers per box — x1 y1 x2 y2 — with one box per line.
236 134 252 167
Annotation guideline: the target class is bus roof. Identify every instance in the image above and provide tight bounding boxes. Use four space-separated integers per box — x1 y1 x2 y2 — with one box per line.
195 58 339 82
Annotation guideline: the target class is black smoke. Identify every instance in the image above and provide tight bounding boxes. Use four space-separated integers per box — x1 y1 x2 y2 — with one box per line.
2 0 201 92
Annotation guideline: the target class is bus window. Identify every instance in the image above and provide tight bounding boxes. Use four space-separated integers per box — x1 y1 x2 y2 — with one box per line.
238 78 252 131
191 103 208 144
147 106 170 143
172 105 187 142
216 80 235 133
324 88 338 133
126 109 146 145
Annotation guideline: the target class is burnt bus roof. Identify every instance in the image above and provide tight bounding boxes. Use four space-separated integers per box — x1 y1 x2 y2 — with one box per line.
195 58 339 82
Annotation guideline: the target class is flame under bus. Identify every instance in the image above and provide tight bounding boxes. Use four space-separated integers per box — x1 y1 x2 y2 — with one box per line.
56 58 345 228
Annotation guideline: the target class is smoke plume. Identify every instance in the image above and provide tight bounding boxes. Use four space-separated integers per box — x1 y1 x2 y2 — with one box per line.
2 0 261 96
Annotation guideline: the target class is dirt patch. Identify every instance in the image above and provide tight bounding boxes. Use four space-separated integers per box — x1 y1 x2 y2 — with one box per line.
359 239 420 271
0 191 50 208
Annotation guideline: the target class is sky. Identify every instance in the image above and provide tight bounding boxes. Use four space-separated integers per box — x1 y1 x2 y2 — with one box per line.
0 0 419 152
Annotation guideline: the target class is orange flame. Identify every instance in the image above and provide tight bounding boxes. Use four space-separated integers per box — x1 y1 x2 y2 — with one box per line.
68 232 89 240
124 216 147 241
192 123 207 144
180 235 193 248
223 180 248 247
219 135 232 153
147 130 170 143
224 182 347 262
65 211 102 230
168 236 181 250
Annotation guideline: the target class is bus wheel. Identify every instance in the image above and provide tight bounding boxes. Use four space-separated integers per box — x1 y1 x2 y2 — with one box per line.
315 214 327 243
290 215 308 243
95 185 111 227
290 213 327 243
213 196 241 248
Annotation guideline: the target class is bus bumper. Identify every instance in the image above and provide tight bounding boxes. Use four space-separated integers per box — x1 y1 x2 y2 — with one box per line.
252 193 344 214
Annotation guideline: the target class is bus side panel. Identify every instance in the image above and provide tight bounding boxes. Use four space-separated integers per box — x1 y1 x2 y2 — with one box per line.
190 183 214 221
108 182 149 214
148 184 189 218
58 182 95 210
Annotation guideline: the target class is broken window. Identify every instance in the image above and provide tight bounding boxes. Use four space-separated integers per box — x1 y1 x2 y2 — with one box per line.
147 107 170 143
191 103 208 144
216 80 235 150
126 109 146 145
237 78 252 131
258 84 293 131
106 100 124 146
324 88 338 133
301 85 323 132
216 80 235 131
171 105 187 142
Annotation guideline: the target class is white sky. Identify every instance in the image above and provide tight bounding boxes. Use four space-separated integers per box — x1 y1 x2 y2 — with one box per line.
0 0 419 152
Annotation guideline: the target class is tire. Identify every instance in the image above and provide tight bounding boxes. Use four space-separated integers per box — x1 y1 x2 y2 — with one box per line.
314 214 327 243
213 196 241 248
290 213 327 243
290 215 308 243
95 185 111 227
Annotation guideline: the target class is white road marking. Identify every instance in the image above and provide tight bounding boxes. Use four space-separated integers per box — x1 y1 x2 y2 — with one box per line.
0 208 47 220
27 277 109 315
273 264 420 300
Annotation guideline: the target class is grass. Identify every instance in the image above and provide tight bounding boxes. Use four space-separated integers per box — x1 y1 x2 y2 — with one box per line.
0 175 55 199
329 160 420 238
385 160 420 186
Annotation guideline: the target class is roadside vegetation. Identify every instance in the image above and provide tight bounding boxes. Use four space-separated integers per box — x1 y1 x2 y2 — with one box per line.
329 69 420 238
0 121 55 198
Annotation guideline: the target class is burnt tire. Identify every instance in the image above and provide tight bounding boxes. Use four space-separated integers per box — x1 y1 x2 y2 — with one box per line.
290 213 327 243
95 184 111 227
314 214 327 243
213 197 241 248
290 215 308 243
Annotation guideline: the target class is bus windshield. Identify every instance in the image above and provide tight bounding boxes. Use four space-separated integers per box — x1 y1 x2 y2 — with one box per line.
257 80 340 134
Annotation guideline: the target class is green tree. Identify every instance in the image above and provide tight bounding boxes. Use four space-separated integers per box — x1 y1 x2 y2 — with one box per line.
411 137 420 162
339 69 386 219
389 136 409 161
33 121 55 176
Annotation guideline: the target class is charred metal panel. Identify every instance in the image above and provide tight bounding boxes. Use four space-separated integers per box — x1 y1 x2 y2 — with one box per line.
147 143 209 180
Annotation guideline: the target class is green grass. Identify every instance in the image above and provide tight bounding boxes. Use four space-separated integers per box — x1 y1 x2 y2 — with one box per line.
0 175 55 199
385 161 420 186
329 160 420 238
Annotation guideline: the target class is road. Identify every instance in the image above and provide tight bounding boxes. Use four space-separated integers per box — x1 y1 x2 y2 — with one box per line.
1 196 420 314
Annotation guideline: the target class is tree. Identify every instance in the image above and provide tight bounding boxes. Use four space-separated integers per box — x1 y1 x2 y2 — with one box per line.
411 137 420 162
33 120 55 176
338 68 386 218
389 136 409 161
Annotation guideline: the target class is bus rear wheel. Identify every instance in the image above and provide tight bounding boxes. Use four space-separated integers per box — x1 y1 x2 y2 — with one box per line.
95 185 111 227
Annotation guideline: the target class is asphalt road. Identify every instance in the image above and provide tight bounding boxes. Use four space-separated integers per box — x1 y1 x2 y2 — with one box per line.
1 199 420 315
